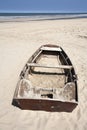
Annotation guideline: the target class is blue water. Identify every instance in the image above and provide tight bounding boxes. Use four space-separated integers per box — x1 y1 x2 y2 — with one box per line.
0 12 87 16
0 13 87 22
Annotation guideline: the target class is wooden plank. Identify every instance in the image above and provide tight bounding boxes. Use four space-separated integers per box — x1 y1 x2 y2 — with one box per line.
32 50 42 62
41 47 62 52
27 63 72 69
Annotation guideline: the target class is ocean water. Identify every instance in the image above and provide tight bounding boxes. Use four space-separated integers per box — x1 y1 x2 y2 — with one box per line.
0 13 87 22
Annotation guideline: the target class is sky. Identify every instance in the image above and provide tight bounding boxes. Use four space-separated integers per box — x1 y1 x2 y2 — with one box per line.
0 0 87 13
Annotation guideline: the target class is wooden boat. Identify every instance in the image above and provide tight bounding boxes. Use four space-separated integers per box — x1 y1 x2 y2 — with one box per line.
12 44 78 112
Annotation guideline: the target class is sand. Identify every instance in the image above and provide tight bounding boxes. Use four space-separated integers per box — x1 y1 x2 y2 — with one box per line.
0 18 87 130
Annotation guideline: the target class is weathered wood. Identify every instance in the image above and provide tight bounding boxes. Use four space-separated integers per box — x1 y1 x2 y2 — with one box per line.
41 47 62 51
12 44 78 112
32 50 42 62
27 63 72 69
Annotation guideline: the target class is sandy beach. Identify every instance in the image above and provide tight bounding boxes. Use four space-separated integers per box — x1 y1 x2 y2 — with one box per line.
0 18 87 130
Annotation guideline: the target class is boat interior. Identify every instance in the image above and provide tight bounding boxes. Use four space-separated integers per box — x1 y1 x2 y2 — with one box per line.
15 45 77 102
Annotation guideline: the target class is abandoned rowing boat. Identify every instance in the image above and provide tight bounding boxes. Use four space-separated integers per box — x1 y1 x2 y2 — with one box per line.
12 44 78 112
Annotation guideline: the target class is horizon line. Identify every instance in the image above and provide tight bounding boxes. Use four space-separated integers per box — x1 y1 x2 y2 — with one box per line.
0 10 87 14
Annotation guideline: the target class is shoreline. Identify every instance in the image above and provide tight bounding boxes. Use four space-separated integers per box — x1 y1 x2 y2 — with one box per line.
0 17 87 23
0 13 87 22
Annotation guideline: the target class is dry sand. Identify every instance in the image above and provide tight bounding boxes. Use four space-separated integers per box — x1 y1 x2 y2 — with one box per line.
0 18 87 130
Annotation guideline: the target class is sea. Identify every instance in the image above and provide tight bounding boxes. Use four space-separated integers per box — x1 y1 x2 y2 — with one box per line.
0 13 87 22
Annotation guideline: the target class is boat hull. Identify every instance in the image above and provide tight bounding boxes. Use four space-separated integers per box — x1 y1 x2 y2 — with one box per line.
13 98 77 112
12 44 78 112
